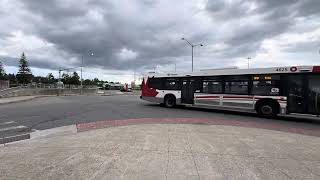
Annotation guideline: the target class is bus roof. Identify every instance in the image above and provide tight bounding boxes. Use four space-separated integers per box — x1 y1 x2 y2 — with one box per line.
147 65 320 78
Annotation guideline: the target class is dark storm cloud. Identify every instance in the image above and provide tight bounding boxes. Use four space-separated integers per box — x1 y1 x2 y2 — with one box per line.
18 0 190 71
0 56 18 67
0 55 61 71
205 0 320 57
205 0 252 20
1 0 320 73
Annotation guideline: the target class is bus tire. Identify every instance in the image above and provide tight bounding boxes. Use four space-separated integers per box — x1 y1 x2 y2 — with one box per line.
164 95 176 108
256 101 278 118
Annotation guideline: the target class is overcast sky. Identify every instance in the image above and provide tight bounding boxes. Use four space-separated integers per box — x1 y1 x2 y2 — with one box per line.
0 0 319 83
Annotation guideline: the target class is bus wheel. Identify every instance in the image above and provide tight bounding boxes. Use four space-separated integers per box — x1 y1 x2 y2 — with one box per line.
257 102 278 118
164 95 176 108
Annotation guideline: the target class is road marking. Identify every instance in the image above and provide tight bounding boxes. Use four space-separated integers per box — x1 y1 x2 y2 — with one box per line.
0 121 31 144
0 121 15 126
0 125 28 132
31 125 77 139
0 134 30 144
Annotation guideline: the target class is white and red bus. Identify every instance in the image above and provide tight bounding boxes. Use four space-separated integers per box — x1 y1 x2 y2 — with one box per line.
140 65 320 118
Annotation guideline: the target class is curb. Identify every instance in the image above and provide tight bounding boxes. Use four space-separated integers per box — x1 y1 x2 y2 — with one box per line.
0 95 55 105
0 134 30 144
76 118 213 132
30 125 77 140
100 93 140 96
76 118 320 137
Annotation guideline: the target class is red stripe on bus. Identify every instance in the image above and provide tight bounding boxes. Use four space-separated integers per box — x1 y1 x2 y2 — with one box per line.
195 95 287 101
223 96 252 99
312 66 320 73
196 96 220 99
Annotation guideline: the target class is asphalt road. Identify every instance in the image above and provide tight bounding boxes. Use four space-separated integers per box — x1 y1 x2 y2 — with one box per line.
0 95 320 132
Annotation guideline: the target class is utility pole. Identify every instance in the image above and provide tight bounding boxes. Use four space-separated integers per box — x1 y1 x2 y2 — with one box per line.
247 57 251 69
181 38 203 72
134 70 136 83
58 69 62 96
80 55 83 94
58 69 61 84
80 51 94 94
174 63 177 72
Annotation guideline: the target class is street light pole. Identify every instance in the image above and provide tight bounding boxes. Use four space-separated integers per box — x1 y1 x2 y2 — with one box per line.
192 46 194 72
81 55 83 90
247 57 251 69
80 51 94 94
181 38 203 72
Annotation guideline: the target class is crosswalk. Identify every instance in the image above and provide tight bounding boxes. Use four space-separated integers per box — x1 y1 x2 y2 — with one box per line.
0 121 31 144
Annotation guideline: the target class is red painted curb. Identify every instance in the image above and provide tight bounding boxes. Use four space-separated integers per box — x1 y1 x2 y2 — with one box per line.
76 118 320 137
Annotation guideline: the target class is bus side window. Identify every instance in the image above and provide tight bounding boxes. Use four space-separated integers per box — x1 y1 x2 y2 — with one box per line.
202 81 222 94
148 78 163 89
252 80 280 95
225 81 248 94
164 78 179 90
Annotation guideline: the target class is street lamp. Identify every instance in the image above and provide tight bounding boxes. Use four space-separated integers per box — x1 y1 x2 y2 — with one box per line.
181 37 203 72
247 57 251 69
81 51 94 90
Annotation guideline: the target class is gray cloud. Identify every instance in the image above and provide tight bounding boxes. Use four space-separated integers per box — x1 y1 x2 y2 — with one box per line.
205 0 320 57
0 0 319 75
20 0 190 70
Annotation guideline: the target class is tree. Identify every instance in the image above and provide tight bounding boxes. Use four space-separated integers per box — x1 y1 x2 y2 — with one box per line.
62 72 80 85
16 52 33 84
7 74 17 85
0 61 6 80
61 73 71 84
70 72 80 85
46 73 55 84
83 79 93 86
92 78 99 86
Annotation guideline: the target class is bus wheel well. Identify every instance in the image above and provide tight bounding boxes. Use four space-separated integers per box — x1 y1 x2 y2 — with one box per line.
255 98 280 114
164 94 176 101
164 94 176 108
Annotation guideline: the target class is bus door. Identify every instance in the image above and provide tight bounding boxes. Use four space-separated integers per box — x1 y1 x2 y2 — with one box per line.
307 75 320 115
287 75 307 114
181 79 195 104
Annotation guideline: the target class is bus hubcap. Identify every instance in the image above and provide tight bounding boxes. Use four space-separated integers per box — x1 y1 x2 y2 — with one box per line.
261 105 273 115
167 99 174 106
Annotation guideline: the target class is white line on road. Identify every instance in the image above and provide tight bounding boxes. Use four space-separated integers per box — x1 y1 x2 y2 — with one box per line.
0 125 28 132
0 121 15 126
30 125 77 140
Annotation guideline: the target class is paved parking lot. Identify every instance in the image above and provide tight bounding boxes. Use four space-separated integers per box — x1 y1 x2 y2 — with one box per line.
0 95 320 134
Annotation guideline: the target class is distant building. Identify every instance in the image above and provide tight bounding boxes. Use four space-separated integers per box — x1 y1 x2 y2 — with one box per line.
104 82 124 90
131 81 136 88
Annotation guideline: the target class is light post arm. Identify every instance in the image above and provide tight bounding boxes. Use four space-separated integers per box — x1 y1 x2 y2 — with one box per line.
181 38 204 72
183 39 193 46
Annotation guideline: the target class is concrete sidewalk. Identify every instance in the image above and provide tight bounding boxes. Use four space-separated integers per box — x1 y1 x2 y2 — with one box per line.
99 90 141 96
0 124 319 179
